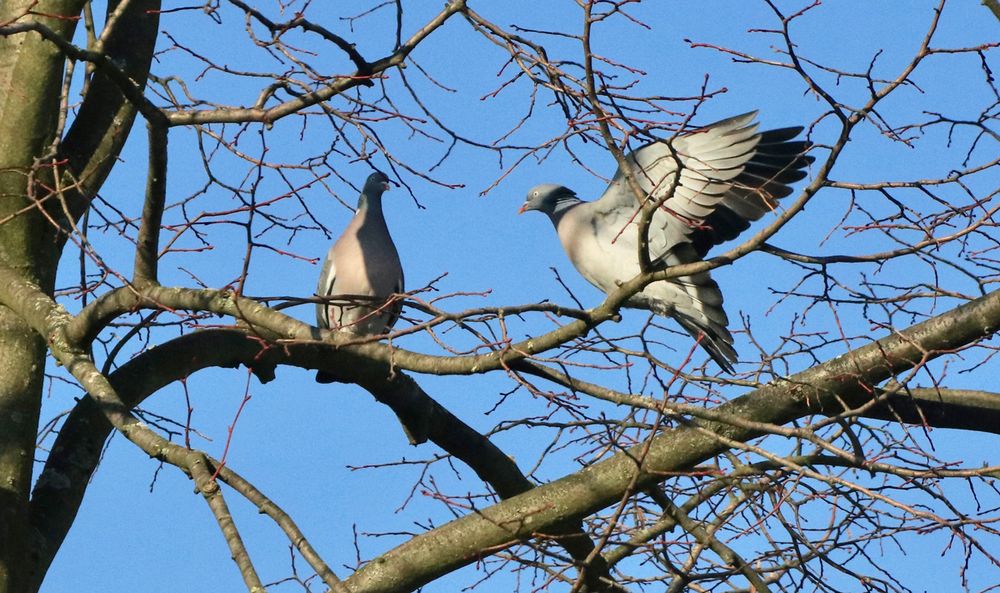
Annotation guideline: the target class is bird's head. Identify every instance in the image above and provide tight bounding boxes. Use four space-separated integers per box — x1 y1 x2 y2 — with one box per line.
519 184 576 215
363 171 392 196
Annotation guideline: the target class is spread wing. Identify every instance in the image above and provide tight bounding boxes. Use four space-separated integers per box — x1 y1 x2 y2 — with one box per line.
592 112 811 260
690 126 813 256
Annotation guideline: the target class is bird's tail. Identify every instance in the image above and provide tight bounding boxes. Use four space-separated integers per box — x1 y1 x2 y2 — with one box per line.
315 371 338 384
645 243 738 372
672 313 737 374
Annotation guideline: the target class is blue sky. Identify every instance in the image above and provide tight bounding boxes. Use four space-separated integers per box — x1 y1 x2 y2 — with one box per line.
37 1 998 591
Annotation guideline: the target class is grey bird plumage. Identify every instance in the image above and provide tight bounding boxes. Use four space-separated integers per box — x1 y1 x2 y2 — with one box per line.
315 171 403 383
520 112 812 372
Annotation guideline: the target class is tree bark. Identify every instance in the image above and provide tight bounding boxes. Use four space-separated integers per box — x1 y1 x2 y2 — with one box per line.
0 2 85 590
0 0 159 590
343 288 1000 593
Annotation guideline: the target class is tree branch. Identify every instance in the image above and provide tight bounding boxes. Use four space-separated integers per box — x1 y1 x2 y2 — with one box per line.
133 121 167 284
189 455 265 593
984 0 1000 21
18 277 1000 592
58 0 162 226
165 0 468 127
343 288 1000 593
33 328 624 592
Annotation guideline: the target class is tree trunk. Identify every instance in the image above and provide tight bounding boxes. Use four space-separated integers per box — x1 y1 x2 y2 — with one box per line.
0 0 159 586
0 2 85 591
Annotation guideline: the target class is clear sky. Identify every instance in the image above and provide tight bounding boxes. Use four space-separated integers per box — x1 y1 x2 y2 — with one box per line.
36 1 998 592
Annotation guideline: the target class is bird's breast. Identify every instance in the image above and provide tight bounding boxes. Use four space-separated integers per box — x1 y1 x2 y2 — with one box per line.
556 213 640 294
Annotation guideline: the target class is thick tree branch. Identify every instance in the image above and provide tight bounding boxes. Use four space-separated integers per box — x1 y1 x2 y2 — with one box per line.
33 328 623 592
515 361 1000 436
343 288 1000 593
985 0 1000 21
58 0 162 226
64 282 617 377
869 387 1000 435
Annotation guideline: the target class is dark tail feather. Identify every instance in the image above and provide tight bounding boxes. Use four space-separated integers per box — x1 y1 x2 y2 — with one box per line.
315 371 338 384
758 126 805 143
649 243 737 372
673 315 737 373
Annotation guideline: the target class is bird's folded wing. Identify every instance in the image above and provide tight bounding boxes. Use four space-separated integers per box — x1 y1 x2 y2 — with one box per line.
315 245 338 328
383 269 405 331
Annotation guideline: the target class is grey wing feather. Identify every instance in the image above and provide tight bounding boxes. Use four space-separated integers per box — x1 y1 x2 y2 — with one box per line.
593 112 812 260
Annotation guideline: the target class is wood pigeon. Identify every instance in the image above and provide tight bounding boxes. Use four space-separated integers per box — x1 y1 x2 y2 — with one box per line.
315 171 404 383
520 112 812 372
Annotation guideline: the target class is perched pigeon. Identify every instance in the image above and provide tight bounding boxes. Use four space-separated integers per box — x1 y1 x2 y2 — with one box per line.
520 112 812 372
315 171 403 383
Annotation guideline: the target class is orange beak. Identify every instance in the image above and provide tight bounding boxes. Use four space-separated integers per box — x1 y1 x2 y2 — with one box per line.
518 203 528 215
